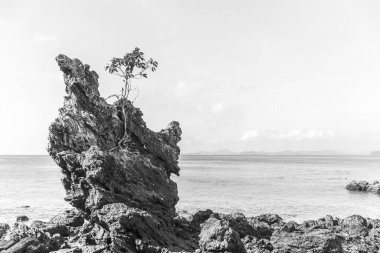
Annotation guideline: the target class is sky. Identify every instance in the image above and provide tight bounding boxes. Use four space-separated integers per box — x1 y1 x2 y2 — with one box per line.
2 0 380 154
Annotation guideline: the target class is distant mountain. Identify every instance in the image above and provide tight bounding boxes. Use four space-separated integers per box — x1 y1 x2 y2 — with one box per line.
183 150 354 156
186 149 238 155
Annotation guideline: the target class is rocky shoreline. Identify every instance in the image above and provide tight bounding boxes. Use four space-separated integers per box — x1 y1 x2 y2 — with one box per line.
1 210 380 252
346 180 380 194
0 55 379 252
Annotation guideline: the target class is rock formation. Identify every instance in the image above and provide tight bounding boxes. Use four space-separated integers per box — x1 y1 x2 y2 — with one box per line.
47 54 188 252
346 180 380 194
2 55 380 252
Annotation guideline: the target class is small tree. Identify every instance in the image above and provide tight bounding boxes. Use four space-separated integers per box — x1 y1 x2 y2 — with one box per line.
105 47 158 150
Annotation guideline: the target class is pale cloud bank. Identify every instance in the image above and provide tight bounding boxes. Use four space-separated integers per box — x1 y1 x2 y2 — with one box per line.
240 129 335 141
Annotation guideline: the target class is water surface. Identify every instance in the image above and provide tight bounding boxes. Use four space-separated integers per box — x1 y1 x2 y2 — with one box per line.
175 155 380 222
1 155 380 224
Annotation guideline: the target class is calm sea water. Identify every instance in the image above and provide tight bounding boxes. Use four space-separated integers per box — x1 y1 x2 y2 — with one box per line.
1 155 380 225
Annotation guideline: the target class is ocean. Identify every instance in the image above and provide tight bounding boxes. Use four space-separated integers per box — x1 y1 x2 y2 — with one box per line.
1 155 380 225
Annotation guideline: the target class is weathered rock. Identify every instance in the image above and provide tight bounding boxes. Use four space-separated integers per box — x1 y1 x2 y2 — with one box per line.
341 215 368 236
242 236 273 253
271 229 343 253
281 221 298 233
50 209 84 227
0 223 10 239
199 217 245 253
2 237 41 253
8 223 31 242
48 54 189 252
0 240 16 251
53 247 82 253
189 209 214 231
30 220 70 237
255 213 283 226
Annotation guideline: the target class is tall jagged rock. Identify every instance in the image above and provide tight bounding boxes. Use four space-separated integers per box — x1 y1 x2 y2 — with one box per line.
48 55 188 252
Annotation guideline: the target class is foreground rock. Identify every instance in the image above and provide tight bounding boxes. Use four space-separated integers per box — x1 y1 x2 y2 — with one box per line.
346 180 380 194
2 211 380 252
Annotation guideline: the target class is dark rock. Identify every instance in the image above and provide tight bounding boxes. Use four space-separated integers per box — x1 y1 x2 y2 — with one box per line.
8 223 30 242
221 212 256 237
242 236 273 253
30 220 70 237
93 203 188 252
190 209 214 231
345 180 380 194
0 240 16 251
55 247 82 253
2 237 40 253
0 223 10 239
367 218 380 229
199 217 245 253
16 215 29 222
281 221 298 232
255 213 283 226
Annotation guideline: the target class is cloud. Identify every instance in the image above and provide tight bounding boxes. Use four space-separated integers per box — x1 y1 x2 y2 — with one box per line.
210 102 223 113
240 130 259 141
33 34 57 43
240 129 335 141
174 81 201 97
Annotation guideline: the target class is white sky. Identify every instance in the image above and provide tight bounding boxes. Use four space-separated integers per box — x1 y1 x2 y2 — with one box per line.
1 0 380 154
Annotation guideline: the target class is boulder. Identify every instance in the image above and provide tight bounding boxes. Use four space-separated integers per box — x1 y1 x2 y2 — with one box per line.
199 217 245 253
0 223 10 239
281 221 298 233
255 213 283 226
245 218 273 239
50 209 84 227
271 229 343 253
342 215 368 236
190 209 214 231
345 180 380 194
222 212 255 237
16 215 29 222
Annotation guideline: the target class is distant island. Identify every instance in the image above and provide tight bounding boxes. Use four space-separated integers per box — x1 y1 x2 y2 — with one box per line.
370 151 380 156
184 149 369 156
